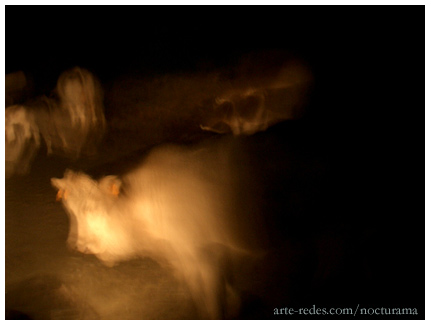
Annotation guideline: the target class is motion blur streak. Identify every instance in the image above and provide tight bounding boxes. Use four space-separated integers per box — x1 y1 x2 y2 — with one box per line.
201 60 313 135
51 138 268 319
5 67 106 177
106 52 312 142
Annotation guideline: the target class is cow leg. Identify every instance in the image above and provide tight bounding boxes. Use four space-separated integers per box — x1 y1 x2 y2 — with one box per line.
45 136 53 155
183 244 240 319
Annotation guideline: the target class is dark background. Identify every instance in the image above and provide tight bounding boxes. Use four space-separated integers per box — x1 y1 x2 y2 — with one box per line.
5 5 424 319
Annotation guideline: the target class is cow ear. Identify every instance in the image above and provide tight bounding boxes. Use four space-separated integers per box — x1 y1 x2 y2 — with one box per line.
99 175 122 198
110 183 120 197
64 169 76 178
56 188 69 201
51 178 68 201
51 177 64 189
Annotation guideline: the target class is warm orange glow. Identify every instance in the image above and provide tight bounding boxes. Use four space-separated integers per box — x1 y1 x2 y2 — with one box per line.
56 189 69 201
110 184 120 197
51 142 263 319
56 189 63 201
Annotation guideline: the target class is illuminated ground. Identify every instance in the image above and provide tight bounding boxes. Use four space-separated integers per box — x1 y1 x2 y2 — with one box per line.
5 73 424 320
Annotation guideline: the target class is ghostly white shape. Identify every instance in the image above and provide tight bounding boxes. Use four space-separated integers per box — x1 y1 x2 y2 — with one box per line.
5 67 106 177
51 141 264 319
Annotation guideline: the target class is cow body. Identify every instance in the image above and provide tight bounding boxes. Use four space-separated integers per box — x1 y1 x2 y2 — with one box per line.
51 139 266 319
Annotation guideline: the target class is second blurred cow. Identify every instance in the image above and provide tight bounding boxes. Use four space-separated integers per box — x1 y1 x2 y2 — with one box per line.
51 138 274 319
5 67 106 177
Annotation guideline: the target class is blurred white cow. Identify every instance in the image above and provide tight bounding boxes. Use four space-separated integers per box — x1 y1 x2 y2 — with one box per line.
51 140 268 319
5 67 106 177
200 60 313 136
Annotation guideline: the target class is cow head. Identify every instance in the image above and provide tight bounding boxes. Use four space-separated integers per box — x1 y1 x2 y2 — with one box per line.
51 170 123 263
